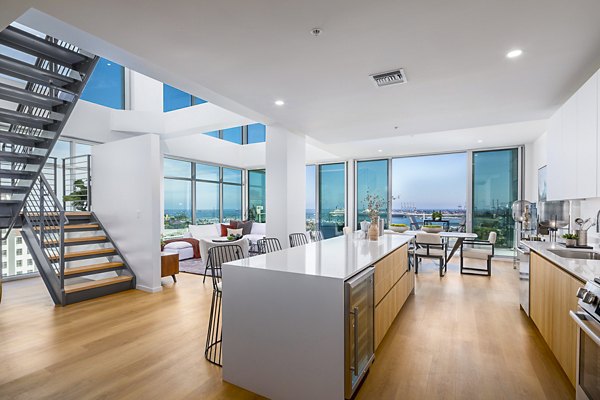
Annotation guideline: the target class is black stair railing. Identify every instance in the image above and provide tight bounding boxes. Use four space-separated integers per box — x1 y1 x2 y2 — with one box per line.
22 173 68 289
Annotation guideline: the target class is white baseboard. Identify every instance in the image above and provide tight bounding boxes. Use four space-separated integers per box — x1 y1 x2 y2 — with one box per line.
136 284 163 293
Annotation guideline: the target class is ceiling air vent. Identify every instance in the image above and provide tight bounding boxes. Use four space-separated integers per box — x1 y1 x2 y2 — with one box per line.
370 69 407 87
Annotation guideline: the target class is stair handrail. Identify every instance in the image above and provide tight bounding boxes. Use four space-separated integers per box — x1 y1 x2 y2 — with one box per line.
22 173 69 289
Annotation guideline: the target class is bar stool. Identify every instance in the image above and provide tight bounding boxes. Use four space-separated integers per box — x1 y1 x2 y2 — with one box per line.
205 244 243 366
257 237 282 254
289 232 309 247
311 231 324 242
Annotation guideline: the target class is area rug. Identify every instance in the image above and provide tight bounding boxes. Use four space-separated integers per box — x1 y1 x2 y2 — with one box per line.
179 258 207 276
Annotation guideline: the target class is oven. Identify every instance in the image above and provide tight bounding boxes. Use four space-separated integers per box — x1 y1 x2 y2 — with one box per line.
570 279 600 400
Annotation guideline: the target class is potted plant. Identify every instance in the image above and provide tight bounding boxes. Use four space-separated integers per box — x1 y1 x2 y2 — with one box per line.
389 223 408 233
364 193 385 240
431 211 443 221
562 233 578 247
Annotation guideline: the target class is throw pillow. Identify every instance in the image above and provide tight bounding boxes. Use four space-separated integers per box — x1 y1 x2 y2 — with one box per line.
238 220 253 235
227 228 243 237
220 223 234 237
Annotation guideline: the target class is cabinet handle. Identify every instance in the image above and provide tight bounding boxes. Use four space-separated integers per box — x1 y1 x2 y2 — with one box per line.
353 306 359 376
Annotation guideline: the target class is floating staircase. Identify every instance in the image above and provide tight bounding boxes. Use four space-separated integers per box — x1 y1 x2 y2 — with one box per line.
0 24 97 231
0 24 136 305
20 174 136 305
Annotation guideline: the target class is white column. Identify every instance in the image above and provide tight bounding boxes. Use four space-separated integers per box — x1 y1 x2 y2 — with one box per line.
128 70 163 112
346 159 355 231
265 125 306 247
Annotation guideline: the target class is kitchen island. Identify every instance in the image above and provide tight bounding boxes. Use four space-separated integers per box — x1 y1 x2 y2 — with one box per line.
222 232 413 400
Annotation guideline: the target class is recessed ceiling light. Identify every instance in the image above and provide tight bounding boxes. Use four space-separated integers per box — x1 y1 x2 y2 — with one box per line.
477 139 483 143
378 149 383 153
506 49 523 59
274 100 285 106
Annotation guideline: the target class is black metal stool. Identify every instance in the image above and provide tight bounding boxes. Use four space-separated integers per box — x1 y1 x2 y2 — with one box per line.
205 244 243 366
289 232 309 247
257 237 282 254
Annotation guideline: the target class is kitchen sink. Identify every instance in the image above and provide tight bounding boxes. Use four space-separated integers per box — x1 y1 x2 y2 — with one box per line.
548 249 600 260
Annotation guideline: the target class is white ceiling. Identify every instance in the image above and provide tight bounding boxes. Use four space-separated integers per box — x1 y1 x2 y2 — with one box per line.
2 1 600 146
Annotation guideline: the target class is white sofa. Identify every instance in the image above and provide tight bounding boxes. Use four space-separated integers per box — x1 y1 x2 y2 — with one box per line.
164 222 267 260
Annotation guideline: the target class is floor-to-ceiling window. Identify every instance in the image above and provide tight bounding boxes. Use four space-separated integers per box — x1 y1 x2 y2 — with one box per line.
472 148 519 250
248 170 266 222
163 158 243 235
222 168 243 222
164 159 193 235
391 153 467 230
81 58 125 109
356 159 389 227
306 165 317 230
319 163 346 239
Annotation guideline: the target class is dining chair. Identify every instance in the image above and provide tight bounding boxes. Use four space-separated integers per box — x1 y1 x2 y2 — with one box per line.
414 232 447 277
205 244 244 367
460 231 496 276
289 232 309 247
311 231 324 242
257 237 282 254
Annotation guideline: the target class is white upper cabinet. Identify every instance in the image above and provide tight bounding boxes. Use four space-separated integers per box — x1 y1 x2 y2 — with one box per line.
546 70 599 201
547 108 563 200
577 72 598 199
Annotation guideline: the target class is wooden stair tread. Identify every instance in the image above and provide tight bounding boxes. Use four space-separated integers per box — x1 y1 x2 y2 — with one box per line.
49 247 116 261
34 224 99 231
45 236 107 245
63 262 124 276
64 275 132 294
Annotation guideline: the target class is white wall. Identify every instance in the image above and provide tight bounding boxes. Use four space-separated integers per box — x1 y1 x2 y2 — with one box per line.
92 134 163 292
525 132 548 202
265 126 306 246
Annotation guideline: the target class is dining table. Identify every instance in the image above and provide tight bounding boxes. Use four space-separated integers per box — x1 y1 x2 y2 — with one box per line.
387 230 478 264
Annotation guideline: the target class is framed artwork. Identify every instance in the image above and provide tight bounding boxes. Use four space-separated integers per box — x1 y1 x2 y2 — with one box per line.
538 165 547 202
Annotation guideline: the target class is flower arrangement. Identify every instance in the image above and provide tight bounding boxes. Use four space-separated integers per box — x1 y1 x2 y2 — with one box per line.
364 192 386 221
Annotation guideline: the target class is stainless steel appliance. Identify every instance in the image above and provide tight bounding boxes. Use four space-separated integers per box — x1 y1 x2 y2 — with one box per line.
344 267 375 399
517 246 530 315
570 278 600 400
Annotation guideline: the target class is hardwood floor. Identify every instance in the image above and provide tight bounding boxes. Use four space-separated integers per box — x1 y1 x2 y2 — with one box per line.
0 257 574 399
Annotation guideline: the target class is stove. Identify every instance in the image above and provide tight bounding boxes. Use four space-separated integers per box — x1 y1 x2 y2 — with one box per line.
572 278 600 400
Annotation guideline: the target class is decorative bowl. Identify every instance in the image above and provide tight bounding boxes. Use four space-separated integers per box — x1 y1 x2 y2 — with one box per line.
422 225 443 233
389 225 409 233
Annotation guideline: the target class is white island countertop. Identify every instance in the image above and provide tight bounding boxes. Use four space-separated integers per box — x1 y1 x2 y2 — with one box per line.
521 240 600 282
224 232 412 280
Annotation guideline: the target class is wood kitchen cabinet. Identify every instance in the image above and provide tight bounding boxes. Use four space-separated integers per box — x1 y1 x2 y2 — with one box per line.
529 252 584 387
374 244 412 349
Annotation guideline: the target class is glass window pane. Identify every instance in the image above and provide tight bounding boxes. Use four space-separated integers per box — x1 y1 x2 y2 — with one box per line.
196 163 220 181
356 159 389 227
319 163 345 239
50 140 71 159
196 181 220 225
204 131 219 138
222 126 243 144
306 165 316 231
248 170 266 222
472 149 519 250
164 158 191 178
391 153 467 231
223 184 242 222
193 96 207 105
223 168 242 184
163 84 192 112
247 123 266 144
81 58 125 109
75 143 92 156
164 179 192 235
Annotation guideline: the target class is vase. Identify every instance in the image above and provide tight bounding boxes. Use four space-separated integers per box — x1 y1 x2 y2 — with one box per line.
368 218 379 240
565 238 576 247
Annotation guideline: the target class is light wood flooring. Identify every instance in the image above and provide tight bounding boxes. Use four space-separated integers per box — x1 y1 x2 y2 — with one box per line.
0 257 574 399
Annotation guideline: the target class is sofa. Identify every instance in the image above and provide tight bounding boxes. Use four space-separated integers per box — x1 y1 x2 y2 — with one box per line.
163 222 266 260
